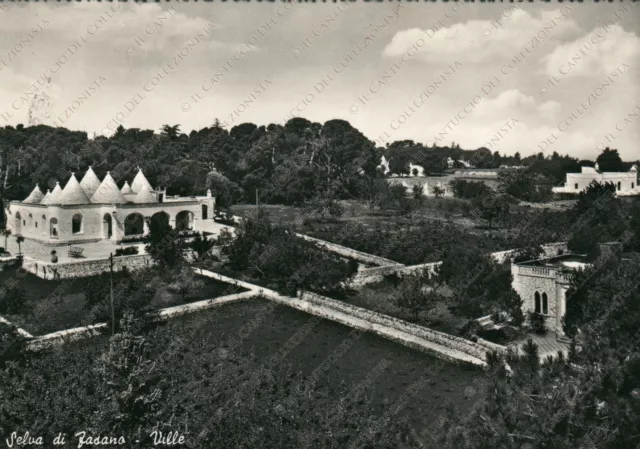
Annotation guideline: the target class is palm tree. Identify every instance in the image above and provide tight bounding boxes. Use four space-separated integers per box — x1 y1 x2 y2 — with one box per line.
2 228 11 251
16 235 24 256
160 124 181 140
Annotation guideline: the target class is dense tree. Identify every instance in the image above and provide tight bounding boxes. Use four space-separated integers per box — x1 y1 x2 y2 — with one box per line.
144 217 184 268
395 271 436 320
206 169 243 211
221 209 356 296
437 254 640 449
450 179 492 199
0 123 631 216
472 194 509 229
596 147 624 172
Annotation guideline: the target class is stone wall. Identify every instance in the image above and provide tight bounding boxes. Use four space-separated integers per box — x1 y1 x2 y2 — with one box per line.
300 291 500 362
296 233 398 267
491 242 568 264
22 254 154 280
349 261 442 287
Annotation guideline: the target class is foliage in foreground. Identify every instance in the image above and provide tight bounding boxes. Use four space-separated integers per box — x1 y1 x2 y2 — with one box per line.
434 253 640 449
0 312 413 449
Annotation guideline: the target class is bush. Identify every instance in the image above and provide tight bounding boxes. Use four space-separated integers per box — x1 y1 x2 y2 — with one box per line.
477 327 518 345
0 285 30 315
114 246 139 257
528 311 547 335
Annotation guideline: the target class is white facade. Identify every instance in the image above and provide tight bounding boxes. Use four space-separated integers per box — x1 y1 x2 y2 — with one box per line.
553 164 639 195
6 167 215 245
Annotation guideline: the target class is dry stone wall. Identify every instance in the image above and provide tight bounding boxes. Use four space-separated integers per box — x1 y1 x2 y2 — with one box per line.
22 254 154 280
300 291 499 362
296 233 398 267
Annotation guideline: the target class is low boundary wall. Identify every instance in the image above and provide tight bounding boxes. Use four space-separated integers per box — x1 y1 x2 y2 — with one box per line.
195 269 489 365
26 290 261 350
22 254 154 280
300 291 498 363
349 243 568 287
296 233 399 267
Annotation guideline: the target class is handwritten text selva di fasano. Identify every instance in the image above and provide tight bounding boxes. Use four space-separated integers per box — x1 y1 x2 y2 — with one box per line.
5 431 186 448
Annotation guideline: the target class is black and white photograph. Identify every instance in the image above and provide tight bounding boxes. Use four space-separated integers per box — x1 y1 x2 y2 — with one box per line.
0 0 639 447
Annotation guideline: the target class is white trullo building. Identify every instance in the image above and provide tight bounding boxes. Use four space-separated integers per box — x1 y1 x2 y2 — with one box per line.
6 167 215 244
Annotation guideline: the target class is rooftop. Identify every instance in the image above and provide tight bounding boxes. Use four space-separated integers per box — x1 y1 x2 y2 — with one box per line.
517 254 589 271
19 168 164 206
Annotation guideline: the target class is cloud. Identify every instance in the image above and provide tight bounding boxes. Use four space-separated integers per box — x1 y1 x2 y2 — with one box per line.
541 24 640 78
382 7 579 64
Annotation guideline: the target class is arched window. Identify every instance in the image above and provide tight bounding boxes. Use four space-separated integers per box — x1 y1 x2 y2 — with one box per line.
617 182 621 191
14 212 22 235
72 214 83 234
50 217 58 238
542 293 548 315
534 292 541 314
42 215 46 230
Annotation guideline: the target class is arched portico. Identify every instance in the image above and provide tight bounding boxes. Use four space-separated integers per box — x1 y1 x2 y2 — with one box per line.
175 210 194 231
124 213 145 236
150 211 170 228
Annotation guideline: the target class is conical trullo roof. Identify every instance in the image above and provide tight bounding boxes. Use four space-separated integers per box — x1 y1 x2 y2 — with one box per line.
91 172 127 204
23 185 44 204
40 189 52 204
58 174 91 205
80 166 101 198
130 168 153 194
132 183 156 204
42 182 63 205
121 181 133 194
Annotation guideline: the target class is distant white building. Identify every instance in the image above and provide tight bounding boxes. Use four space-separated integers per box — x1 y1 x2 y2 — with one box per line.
408 163 424 177
552 164 639 196
447 157 472 169
378 155 390 175
377 156 424 177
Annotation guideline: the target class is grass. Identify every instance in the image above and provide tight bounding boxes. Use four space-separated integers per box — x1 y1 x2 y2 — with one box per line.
0 267 246 336
345 280 470 336
42 298 485 433
202 300 484 431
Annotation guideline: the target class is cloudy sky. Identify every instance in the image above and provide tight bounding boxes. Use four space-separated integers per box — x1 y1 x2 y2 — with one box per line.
1 1 638 160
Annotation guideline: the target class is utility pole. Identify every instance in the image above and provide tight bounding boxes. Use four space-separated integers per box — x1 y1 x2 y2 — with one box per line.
109 252 115 336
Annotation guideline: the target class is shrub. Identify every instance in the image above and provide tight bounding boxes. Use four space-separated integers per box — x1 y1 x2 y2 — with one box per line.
114 246 139 257
528 311 547 335
190 233 215 262
0 285 30 315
